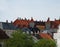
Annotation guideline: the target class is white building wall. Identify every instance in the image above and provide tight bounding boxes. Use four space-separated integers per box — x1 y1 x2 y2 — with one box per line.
4 30 16 38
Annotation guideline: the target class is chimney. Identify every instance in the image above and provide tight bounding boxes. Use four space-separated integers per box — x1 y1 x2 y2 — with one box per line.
55 18 56 21
31 17 34 21
25 18 27 20
6 20 8 23
11 21 13 23
47 17 50 22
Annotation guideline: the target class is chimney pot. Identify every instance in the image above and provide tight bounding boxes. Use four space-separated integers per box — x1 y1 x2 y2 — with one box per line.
6 20 8 23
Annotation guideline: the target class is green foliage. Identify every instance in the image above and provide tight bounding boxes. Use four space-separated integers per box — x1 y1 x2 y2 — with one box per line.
33 39 56 47
4 30 56 47
4 30 34 47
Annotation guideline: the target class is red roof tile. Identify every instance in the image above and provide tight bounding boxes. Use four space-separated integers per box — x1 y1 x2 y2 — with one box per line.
39 33 52 40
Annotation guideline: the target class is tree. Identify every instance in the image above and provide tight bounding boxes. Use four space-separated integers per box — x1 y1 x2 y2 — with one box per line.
4 30 34 47
33 39 56 47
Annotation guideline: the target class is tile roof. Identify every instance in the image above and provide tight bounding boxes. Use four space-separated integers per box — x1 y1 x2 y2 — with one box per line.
39 33 52 40
2 22 17 30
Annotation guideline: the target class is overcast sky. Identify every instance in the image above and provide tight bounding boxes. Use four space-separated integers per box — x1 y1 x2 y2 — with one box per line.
0 0 60 22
